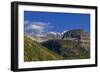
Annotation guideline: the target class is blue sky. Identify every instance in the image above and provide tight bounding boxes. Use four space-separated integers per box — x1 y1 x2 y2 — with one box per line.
24 11 90 34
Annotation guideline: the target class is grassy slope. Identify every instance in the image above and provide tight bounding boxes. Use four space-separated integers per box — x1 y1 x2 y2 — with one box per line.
24 36 64 62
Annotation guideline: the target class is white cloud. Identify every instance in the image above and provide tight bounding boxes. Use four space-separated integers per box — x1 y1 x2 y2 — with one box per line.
24 20 30 25
25 21 52 35
30 24 45 34
31 24 44 30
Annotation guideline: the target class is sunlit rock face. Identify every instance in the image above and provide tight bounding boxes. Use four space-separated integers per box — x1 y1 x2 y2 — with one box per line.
62 29 90 50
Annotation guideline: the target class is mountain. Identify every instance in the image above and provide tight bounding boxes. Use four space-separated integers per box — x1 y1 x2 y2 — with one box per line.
62 29 90 50
41 29 90 59
46 32 61 40
25 31 62 42
42 39 90 59
62 29 89 39
24 32 48 42
24 36 64 61
24 29 90 61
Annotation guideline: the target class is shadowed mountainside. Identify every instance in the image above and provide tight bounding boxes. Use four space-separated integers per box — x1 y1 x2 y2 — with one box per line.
42 39 90 59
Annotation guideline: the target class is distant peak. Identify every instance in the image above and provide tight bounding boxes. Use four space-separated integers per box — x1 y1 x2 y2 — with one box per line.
61 30 68 35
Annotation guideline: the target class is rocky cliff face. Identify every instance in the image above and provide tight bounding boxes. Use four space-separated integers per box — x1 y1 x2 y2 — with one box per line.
62 29 90 50
62 29 89 39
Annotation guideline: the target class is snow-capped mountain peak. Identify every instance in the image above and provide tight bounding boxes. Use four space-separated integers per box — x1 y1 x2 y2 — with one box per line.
61 30 68 35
